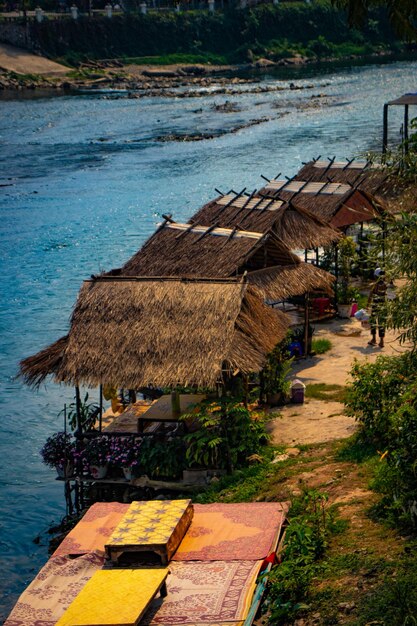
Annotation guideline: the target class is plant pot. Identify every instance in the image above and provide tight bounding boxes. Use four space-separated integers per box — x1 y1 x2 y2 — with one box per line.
55 461 74 479
182 469 209 485
337 303 352 319
89 464 108 479
122 466 133 481
266 392 284 407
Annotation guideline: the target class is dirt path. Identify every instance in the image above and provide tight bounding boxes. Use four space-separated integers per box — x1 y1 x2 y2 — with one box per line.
0 43 69 75
269 317 406 446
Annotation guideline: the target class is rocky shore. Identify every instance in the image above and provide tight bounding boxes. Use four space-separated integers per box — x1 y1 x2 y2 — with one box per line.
0 49 397 95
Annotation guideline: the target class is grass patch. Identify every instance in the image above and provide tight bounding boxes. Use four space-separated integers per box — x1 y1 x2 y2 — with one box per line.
335 436 378 463
356 558 417 625
311 338 332 354
305 383 347 403
122 52 228 66
194 446 281 503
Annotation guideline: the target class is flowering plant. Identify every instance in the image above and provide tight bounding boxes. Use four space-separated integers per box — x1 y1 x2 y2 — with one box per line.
82 435 111 467
40 432 75 469
109 437 142 469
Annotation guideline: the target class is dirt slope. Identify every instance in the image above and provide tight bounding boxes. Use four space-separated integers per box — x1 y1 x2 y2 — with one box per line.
0 43 69 75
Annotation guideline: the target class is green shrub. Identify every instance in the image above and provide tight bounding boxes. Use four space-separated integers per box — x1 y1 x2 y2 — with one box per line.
181 399 269 471
345 352 417 446
311 338 332 354
265 490 331 624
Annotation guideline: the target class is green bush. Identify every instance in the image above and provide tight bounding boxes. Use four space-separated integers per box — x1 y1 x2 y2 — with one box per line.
265 490 331 623
311 338 332 354
181 399 268 471
345 352 417 445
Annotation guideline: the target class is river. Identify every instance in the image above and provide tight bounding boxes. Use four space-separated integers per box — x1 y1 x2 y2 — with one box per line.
0 56 416 620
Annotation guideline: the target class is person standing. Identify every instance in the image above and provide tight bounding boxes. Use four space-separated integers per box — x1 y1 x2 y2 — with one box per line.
367 269 388 348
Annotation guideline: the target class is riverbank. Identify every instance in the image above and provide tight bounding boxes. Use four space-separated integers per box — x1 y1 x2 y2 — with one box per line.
1 47 415 94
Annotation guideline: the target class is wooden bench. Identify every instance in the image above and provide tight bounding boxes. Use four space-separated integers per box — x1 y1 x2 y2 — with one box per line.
56 568 168 626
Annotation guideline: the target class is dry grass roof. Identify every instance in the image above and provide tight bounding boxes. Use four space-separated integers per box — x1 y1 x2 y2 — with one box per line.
20 278 289 389
248 263 335 301
257 177 381 226
190 192 340 249
295 159 398 202
120 221 298 277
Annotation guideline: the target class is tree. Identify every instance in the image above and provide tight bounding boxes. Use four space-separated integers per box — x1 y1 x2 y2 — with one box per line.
367 118 417 347
333 0 417 41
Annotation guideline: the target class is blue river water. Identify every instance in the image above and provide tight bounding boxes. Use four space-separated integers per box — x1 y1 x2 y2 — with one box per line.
0 57 416 619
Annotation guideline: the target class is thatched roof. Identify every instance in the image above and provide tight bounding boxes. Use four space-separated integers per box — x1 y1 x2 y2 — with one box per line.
295 159 397 202
20 336 68 389
20 278 289 389
248 263 335 301
190 192 340 249
120 221 298 277
259 178 380 227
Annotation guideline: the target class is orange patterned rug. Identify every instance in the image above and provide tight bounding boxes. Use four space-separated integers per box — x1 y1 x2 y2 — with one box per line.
4 551 105 626
173 502 288 562
143 560 262 625
53 502 129 557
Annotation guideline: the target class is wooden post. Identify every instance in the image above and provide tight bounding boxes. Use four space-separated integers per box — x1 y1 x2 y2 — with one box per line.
304 292 310 358
404 104 409 154
99 384 103 432
243 375 249 408
221 368 233 474
171 390 181 419
382 103 389 154
75 385 82 436
334 244 339 302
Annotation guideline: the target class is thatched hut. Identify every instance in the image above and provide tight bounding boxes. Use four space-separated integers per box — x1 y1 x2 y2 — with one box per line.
189 192 340 250
119 221 300 277
296 158 413 215
258 178 382 230
114 220 334 302
20 277 289 390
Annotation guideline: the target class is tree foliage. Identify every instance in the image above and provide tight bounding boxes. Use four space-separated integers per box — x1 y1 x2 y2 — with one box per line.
333 0 417 41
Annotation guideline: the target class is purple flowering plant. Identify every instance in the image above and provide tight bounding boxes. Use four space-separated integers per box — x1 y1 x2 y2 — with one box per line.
40 432 75 469
82 435 111 467
109 437 142 469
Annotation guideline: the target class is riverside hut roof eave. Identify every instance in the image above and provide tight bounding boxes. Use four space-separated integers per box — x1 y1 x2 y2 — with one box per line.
19 277 290 390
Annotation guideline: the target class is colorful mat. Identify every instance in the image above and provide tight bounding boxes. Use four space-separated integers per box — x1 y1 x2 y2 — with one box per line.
173 502 288 561
52 502 129 557
56 568 169 626
143 560 262 625
4 551 105 626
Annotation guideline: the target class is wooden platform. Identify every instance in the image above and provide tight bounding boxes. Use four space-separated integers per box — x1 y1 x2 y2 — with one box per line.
56 568 168 626
105 499 194 565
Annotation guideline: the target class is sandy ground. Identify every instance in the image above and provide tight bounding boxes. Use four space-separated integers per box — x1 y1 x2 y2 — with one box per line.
269 317 407 446
0 43 69 75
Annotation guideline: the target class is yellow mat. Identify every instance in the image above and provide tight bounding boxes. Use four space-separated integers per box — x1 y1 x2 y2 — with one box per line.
56 568 169 626
106 499 193 563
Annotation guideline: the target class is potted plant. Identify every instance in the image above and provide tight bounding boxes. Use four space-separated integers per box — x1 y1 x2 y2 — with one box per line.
40 432 75 478
82 435 111 479
109 437 142 480
262 341 293 406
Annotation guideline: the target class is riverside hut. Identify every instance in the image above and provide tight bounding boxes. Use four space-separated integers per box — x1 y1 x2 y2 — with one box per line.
258 177 383 230
20 277 289 390
189 191 340 250
113 220 335 301
295 158 394 204
119 221 303 277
